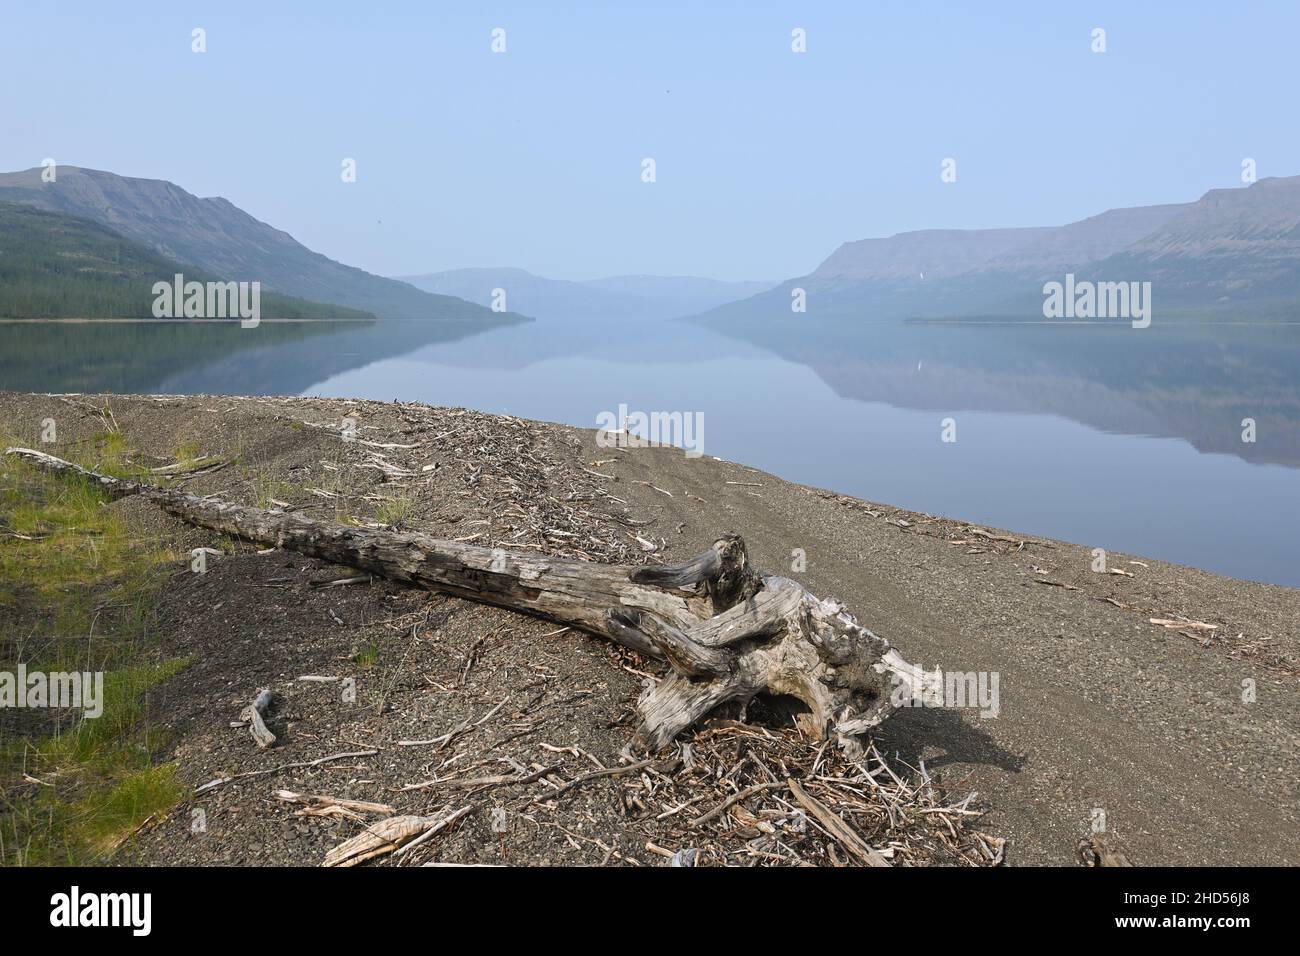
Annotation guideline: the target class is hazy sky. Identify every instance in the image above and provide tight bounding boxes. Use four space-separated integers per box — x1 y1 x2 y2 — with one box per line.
4 1 1297 281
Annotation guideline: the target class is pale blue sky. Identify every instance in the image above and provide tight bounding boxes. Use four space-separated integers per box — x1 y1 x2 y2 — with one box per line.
3 1 1296 280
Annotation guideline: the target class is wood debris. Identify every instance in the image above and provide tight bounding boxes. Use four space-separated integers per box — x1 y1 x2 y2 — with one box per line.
1077 833 1132 867
1034 578 1079 591
322 810 465 867
240 689 276 749
274 790 396 821
6 448 921 756
1149 617 1218 631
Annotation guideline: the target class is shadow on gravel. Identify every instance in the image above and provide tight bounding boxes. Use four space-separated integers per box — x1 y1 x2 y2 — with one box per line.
878 706 1027 776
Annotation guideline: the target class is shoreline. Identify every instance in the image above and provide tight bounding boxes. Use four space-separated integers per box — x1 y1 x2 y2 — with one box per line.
3 390 1298 865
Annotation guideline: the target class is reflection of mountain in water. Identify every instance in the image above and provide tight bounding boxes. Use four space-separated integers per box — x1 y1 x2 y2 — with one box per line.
159 315 743 396
0 321 346 394
157 319 523 395
367 314 770 372
8 311 1299 473
696 315 1300 468
0 317 521 396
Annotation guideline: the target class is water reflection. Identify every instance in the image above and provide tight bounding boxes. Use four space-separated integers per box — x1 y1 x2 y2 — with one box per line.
3 314 1298 585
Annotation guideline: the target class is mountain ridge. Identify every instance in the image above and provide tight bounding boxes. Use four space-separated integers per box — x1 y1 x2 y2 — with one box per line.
698 176 1300 323
0 201 373 322
0 166 521 323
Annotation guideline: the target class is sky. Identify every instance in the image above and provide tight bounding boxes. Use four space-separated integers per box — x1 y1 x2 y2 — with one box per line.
3 1 1297 282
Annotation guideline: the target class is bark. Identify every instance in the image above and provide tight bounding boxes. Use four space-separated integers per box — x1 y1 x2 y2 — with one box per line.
6 447 919 754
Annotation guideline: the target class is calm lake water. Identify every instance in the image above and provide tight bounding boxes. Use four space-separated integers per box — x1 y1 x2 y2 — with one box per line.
4 315 1299 587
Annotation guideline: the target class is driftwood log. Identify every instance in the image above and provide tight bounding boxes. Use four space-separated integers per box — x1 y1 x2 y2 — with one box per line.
6 447 919 754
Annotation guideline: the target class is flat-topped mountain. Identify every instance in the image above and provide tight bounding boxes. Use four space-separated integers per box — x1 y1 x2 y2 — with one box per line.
813 227 1052 282
1087 176 1300 305
698 177 1300 323
976 203 1192 277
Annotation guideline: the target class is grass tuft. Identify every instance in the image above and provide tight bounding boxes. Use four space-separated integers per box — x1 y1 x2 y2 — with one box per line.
1 429 189 865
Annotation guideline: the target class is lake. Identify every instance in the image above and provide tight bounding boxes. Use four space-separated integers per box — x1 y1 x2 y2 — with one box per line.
3 315 1299 587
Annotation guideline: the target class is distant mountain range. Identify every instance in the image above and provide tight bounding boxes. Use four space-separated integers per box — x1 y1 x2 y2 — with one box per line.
697 176 1300 324
6 164 1296 327
0 166 519 323
398 267 773 321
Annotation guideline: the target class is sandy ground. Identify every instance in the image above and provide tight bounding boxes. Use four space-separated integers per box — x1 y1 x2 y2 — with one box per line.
2 391 1297 866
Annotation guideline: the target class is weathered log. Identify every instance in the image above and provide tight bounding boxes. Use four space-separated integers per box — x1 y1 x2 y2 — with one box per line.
6 447 919 754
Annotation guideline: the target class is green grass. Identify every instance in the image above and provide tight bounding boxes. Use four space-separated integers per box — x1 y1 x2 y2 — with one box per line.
352 639 379 669
169 440 206 472
0 430 189 865
251 472 296 510
376 491 412 527
76 763 183 857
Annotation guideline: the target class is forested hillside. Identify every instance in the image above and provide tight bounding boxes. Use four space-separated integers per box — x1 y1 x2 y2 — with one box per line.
0 203 373 321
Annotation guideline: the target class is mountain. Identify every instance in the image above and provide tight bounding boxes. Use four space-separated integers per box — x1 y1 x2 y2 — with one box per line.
974 203 1192 277
806 202 1193 301
807 204 1190 286
0 166 520 323
0 202 372 321
812 227 1052 282
697 179 1300 325
1081 176 1300 308
397 267 772 321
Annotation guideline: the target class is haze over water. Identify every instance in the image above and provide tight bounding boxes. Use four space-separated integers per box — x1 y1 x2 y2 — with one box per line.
9 314 1298 587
